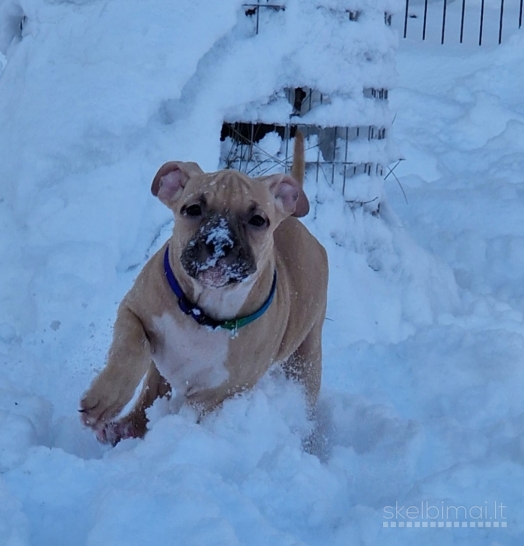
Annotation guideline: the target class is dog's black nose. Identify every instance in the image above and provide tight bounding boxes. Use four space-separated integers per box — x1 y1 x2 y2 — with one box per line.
205 239 232 258
207 239 234 257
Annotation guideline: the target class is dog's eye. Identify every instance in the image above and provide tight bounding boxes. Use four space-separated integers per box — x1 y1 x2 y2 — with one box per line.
248 214 268 228
182 204 202 217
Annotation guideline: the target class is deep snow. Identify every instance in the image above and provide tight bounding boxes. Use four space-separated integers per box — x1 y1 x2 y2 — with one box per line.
1 0 524 545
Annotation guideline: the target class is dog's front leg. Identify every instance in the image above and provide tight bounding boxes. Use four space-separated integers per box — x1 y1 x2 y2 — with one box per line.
80 303 151 435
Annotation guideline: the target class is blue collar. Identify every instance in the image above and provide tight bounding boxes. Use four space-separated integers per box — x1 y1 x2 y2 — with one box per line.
163 246 277 331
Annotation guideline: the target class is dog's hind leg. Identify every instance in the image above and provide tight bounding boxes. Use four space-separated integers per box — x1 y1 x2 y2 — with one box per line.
283 318 330 458
282 316 323 411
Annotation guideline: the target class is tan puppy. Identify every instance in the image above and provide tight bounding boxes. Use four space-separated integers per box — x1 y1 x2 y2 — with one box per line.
80 134 328 445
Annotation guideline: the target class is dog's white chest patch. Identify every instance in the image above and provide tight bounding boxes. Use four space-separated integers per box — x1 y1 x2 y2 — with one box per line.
151 313 230 395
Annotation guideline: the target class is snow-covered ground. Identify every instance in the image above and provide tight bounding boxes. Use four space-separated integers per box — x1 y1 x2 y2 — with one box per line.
1 0 523 544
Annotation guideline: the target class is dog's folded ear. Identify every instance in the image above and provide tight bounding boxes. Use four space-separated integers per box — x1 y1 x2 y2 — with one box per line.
151 161 204 206
293 187 310 217
265 174 310 218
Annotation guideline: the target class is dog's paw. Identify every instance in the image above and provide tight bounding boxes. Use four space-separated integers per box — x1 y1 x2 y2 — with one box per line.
79 384 128 430
80 382 149 445
94 419 143 446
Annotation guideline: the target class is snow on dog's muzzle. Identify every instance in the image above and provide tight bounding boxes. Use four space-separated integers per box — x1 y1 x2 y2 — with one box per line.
181 215 256 288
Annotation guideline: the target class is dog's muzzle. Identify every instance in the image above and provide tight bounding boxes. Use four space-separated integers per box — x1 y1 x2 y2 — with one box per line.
181 216 256 288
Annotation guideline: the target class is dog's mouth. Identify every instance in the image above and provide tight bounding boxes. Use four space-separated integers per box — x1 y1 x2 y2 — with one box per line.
195 261 252 289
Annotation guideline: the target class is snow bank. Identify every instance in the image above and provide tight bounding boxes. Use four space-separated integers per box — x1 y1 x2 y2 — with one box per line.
1 0 523 544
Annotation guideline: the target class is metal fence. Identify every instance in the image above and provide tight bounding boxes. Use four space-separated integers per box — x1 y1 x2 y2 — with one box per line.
220 86 388 189
217 4 397 199
402 0 523 44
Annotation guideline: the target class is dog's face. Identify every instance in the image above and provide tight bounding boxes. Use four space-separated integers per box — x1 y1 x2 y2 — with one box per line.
151 162 308 289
